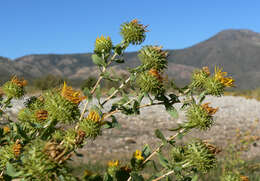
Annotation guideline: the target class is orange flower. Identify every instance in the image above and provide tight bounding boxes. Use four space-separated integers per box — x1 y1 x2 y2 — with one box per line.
3 126 10 134
240 175 249 181
149 68 163 82
214 66 235 87
201 103 218 115
11 76 27 87
61 82 86 104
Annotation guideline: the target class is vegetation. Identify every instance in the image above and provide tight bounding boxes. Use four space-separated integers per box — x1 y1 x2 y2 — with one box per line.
0 19 258 181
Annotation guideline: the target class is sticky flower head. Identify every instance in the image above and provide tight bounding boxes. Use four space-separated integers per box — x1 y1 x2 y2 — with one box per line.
2 76 27 98
120 19 148 45
94 35 113 55
136 70 165 95
185 103 217 130
214 66 235 87
78 108 103 139
190 67 211 89
138 45 168 71
61 82 86 104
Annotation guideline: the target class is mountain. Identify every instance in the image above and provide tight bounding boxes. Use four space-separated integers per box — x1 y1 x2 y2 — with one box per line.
1 29 260 89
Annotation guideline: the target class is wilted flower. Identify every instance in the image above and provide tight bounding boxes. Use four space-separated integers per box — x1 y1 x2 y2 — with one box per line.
201 103 218 115
36 110 48 121
148 68 163 82
202 66 211 76
11 76 27 87
61 82 86 104
13 139 22 157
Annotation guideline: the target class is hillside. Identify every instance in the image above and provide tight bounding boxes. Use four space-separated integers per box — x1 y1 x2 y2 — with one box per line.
1 29 260 89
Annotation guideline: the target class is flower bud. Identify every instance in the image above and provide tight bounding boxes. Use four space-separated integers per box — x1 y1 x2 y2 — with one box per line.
136 70 165 95
120 19 148 45
138 46 168 71
94 35 113 55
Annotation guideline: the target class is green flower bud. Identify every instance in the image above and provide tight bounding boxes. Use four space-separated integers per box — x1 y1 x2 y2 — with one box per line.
138 46 168 71
0 143 16 170
204 76 225 96
44 90 80 124
185 103 217 130
190 67 211 89
94 35 113 55
78 109 102 139
120 19 147 45
136 70 165 95
183 141 217 173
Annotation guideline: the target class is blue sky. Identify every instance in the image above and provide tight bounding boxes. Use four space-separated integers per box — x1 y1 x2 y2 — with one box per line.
1 0 259 59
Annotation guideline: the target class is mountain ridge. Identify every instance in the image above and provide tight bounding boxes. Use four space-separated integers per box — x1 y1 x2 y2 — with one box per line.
1 29 260 89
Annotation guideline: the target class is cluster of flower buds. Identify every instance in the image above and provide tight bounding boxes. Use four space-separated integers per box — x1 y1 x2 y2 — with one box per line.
94 35 113 55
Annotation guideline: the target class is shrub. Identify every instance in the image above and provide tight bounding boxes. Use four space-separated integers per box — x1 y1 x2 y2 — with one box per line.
0 19 237 181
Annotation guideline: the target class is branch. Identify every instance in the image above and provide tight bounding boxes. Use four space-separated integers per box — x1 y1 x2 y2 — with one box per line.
152 170 175 181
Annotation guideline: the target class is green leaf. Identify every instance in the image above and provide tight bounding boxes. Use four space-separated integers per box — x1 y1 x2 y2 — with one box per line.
133 100 140 115
130 172 145 181
83 87 93 102
166 106 179 119
155 129 167 143
198 91 206 103
6 162 22 177
157 152 170 169
91 54 106 67
103 173 113 181
142 144 151 158
191 174 199 181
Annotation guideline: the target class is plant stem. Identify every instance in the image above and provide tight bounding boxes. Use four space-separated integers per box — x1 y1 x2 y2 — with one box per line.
152 170 175 181
101 74 134 106
79 53 117 120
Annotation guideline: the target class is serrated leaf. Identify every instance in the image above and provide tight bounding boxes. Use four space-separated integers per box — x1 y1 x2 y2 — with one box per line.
91 54 106 67
166 106 179 119
157 152 170 169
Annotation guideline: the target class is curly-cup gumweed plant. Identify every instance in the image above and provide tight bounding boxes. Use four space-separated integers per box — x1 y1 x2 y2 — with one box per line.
0 19 238 181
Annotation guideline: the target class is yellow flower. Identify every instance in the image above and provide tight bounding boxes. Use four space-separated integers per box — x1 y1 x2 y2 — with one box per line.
61 82 86 104
87 110 101 123
108 160 119 167
214 66 235 87
201 103 218 115
134 149 144 161
3 126 10 134
84 169 92 176
11 76 27 87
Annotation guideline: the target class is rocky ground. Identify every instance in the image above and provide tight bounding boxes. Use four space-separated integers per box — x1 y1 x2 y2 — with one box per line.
3 96 260 165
